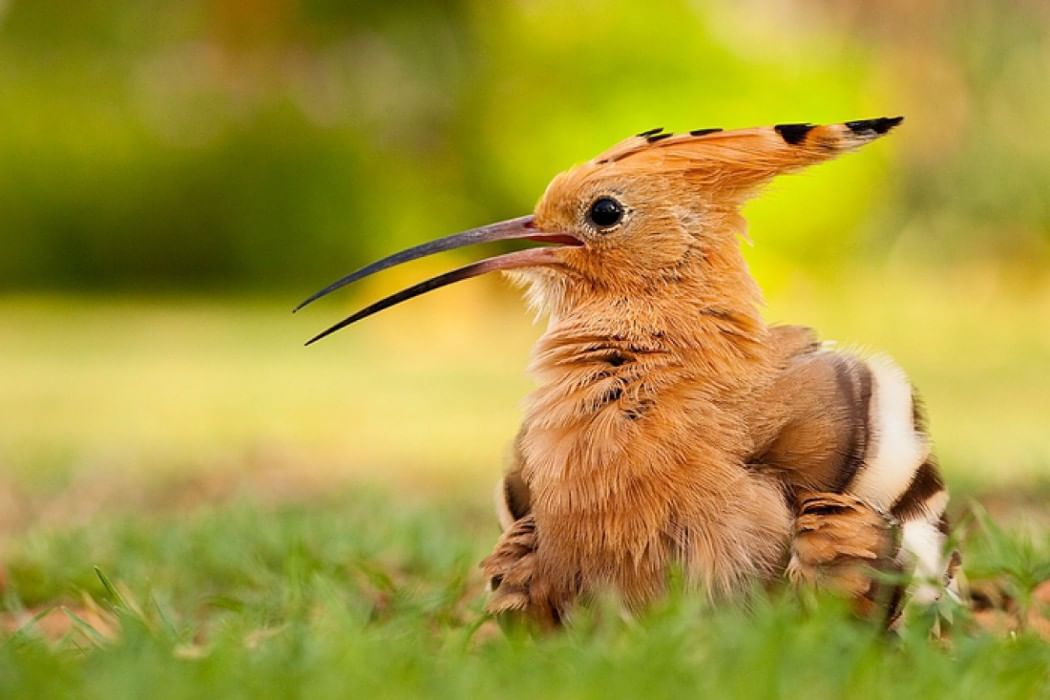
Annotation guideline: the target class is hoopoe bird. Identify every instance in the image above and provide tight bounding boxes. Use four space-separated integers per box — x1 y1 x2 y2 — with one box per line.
297 117 958 627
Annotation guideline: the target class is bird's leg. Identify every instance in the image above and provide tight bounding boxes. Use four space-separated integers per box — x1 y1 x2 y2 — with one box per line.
480 514 563 629
787 491 902 619
482 514 537 613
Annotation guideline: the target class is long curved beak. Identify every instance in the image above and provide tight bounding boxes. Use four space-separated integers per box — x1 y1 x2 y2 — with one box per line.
295 215 580 345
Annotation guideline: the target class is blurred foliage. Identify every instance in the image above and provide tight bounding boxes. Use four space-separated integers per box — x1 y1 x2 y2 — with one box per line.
0 0 1047 292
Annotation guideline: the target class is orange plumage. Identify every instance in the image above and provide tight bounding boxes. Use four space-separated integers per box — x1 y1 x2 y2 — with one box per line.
299 117 957 628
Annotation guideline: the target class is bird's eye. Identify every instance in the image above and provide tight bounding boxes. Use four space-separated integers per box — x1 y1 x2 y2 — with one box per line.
587 197 624 229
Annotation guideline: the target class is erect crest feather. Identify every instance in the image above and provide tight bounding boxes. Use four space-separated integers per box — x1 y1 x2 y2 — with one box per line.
591 117 903 193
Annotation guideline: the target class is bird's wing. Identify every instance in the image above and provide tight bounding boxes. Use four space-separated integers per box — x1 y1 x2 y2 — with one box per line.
495 427 532 530
746 333 944 521
750 330 956 611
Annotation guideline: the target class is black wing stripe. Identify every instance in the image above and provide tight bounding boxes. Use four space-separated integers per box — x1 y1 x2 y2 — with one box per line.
890 458 945 521
832 357 873 492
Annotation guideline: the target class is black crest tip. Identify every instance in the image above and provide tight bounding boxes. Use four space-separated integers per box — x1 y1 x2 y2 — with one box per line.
845 116 904 135
688 128 723 137
636 127 664 138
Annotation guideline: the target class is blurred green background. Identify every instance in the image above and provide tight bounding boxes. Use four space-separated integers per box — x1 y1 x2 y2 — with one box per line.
1 0 1048 509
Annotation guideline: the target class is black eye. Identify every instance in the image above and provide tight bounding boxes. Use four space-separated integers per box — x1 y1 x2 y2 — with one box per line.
587 197 624 229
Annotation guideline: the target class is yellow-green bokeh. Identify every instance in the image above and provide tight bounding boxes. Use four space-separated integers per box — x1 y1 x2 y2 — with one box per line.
0 0 1047 494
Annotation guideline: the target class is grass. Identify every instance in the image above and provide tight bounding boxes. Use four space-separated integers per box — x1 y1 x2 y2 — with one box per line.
2 487 1049 699
1 271 1049 697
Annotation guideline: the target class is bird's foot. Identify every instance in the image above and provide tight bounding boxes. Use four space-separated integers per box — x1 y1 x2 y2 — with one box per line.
481 514 539 612
480 514 561 628
787 491 900 617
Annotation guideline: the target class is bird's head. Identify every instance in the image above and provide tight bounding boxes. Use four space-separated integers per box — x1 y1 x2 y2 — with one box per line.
298 118 902 344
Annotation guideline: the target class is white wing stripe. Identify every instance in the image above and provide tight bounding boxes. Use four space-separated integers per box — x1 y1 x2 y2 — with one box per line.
849 355 929 511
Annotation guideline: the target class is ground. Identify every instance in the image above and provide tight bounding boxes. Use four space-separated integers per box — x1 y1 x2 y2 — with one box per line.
1 275 1049 698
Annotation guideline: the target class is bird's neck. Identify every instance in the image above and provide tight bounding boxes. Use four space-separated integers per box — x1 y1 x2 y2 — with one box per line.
531 272 772 391
521 279 774 481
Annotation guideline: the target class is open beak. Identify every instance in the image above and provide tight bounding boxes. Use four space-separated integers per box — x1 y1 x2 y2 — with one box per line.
295 214 581 345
